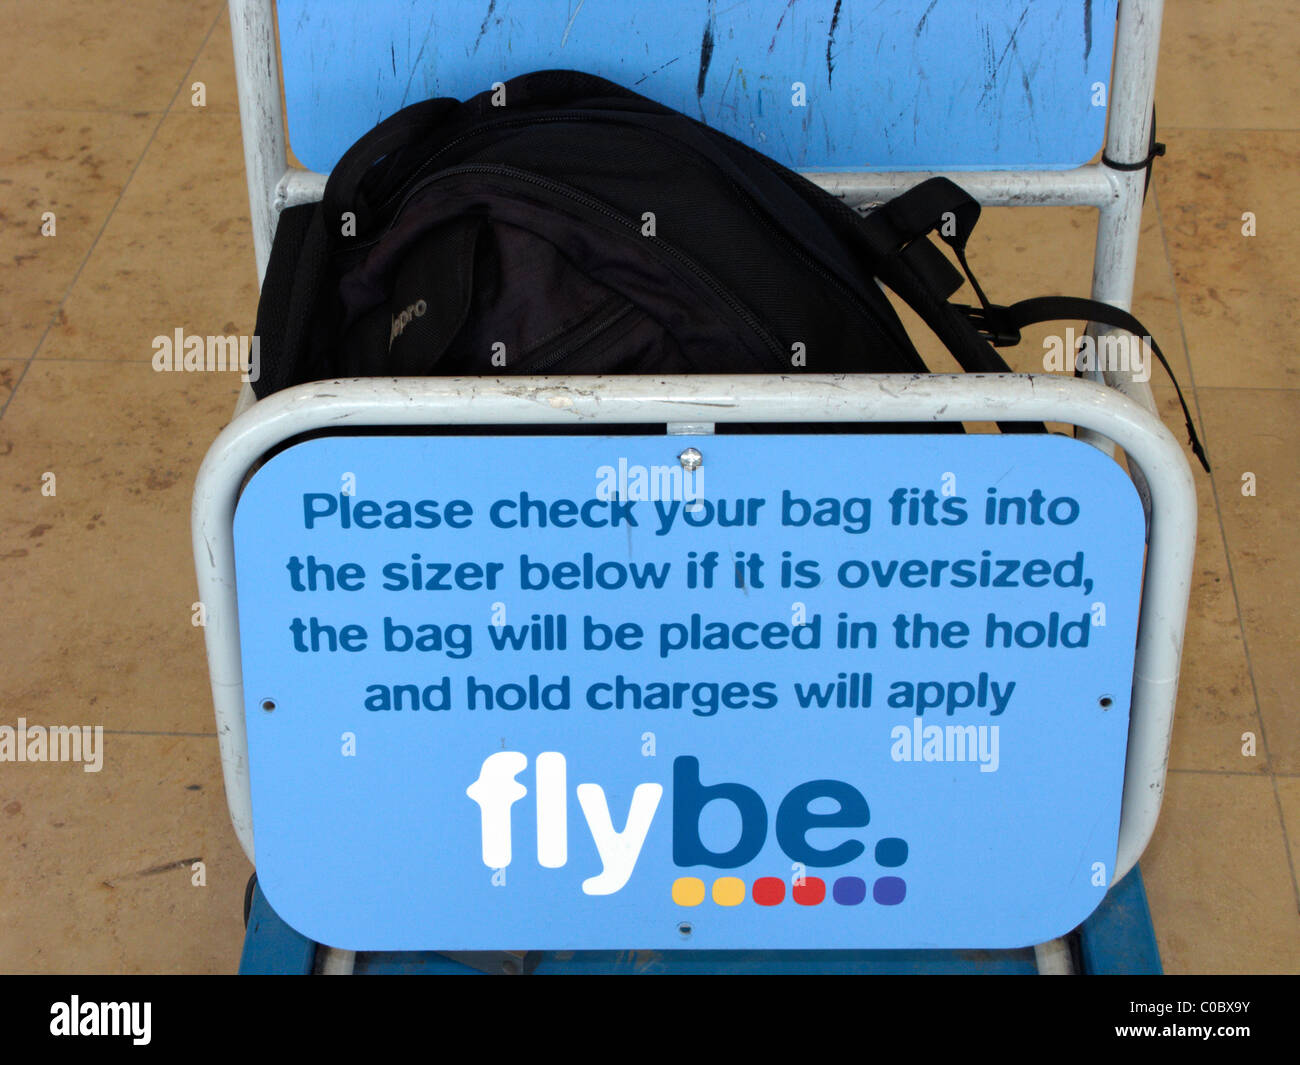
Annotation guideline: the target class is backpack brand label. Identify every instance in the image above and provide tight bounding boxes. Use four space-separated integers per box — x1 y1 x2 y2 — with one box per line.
389 298 427 347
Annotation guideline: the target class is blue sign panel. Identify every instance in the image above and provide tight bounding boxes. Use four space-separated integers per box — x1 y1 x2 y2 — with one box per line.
278 0 1118 174
234 432 1144 950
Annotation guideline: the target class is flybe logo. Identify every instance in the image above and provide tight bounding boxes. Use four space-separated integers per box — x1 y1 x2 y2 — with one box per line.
466 752 908 905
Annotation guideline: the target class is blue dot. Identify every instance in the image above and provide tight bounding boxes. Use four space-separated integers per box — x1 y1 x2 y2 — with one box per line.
873 876 907 906
875 837 908 867
832 876 866 905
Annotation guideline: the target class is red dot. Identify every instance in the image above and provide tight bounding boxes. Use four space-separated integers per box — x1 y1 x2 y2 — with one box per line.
752 877 785 906
793 877 826 905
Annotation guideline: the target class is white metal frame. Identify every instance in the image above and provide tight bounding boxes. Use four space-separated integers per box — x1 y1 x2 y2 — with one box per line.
208 0 1194 942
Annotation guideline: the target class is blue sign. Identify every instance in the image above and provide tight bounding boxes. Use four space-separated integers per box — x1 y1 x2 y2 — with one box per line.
234 432 1144 950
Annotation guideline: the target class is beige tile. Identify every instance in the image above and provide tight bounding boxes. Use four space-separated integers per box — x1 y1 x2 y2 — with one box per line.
0 359 20 405
0 109 157 359
0 0 1295 980
911 382 1259 774
0 360 242 735
171 11 238 115
1277 777 1300 899
1143 771 1300 974
1154 129 1300 389
1145 389 1263 774
886 196 1192 386
41 109 258 362
1157 0 1300 132
1196 389 1300 774
0 0 223 112
973 199 1192 382
0 733 250 973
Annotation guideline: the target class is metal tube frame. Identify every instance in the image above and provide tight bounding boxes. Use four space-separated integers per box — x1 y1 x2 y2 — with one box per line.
216 0 1191 942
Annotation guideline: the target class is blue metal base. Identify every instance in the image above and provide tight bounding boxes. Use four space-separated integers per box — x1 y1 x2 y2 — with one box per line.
239 866 1161 975
1076 864 1163 975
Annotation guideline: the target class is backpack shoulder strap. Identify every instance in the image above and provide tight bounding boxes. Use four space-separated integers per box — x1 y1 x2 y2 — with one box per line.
252 202 327 398
853 179 1209 469
849 178 1044 434
1001 296 1210 471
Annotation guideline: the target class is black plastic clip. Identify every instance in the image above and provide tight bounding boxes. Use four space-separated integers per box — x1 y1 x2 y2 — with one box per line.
956 303 1022 347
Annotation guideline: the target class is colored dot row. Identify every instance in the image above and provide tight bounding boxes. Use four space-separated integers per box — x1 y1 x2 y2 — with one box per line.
673 875 906 907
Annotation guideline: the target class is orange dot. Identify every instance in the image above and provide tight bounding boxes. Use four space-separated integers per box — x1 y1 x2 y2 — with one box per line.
712 877 746 906
672 877 706 906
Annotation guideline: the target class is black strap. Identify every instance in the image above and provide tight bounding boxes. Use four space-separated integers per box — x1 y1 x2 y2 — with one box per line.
855 179 1209 468
251 203 324 399
852 179 1044 434
321 98 462 239
1001 296 1210 472
859 179 1020 345
856 179 1011 368
862 177 981 255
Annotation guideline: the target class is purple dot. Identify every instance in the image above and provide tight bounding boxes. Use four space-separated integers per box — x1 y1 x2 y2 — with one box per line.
832 876 866 905
873 876 907 905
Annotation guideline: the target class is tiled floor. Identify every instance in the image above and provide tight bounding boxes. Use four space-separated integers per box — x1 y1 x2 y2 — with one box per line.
0 2 1296 973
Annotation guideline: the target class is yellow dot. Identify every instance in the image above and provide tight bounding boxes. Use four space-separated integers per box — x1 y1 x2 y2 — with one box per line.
672 877 706 906
712 877 746 906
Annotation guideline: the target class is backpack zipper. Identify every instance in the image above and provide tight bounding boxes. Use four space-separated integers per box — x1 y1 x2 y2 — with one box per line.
526 300 637 372
374 112 599 216
372 162 788 369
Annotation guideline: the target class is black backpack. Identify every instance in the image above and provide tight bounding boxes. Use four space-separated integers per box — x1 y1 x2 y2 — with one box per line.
252 69 1206 465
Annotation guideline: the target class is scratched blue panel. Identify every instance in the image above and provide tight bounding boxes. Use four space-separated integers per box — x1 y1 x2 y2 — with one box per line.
276 0 1118 174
